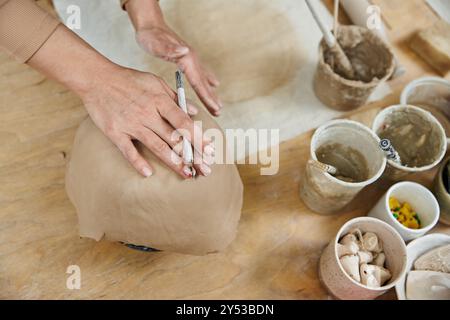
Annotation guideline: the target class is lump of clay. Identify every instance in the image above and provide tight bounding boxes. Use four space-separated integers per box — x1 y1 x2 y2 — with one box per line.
406 271 450 300
65 107 243 255
414 244 450 273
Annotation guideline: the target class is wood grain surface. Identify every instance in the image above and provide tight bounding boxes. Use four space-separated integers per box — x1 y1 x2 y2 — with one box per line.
0 0 449 299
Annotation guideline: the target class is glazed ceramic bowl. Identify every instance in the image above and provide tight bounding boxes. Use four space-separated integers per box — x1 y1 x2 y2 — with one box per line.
433 156 450 226
395 233 450 300
319 217 407 300
368 182 440 241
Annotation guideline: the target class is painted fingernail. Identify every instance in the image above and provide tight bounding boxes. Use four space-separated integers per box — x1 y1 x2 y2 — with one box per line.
204 144 215 156
142 167 152 178
183 166 193 177
199 164 211 176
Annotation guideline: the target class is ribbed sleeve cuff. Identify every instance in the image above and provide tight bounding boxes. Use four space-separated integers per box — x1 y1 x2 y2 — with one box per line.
0 0 60 63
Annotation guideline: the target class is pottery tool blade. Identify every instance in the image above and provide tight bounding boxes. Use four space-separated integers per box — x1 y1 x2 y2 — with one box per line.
305 0 355 79
175 70 196 177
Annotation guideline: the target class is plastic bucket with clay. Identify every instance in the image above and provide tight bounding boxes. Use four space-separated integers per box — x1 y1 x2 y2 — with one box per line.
372 105 447 181
314 25 395 111
299 120 387 215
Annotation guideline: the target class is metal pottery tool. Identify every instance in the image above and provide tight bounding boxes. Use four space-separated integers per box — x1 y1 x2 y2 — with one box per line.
305 0 355 79
175 70 196 177
380 139 401 164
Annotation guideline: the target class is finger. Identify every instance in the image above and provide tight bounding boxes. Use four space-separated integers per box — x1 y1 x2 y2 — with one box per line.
164 45 189 61
192 81 222 116
143 118 182 151
158 98 208 152
186 99 198 116
193 146 215 177
205 70 220 88
140 35 189 62
135 128 193 179
159 80 198 116
115 136 153 178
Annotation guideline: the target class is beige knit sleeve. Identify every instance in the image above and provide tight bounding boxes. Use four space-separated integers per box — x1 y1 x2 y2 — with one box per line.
0 0 60 63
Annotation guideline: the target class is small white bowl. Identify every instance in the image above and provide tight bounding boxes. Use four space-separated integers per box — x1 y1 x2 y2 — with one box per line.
368 182 440 242
395 233 450 300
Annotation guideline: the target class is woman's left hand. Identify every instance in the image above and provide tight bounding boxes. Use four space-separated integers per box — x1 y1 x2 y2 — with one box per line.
136 25 222 116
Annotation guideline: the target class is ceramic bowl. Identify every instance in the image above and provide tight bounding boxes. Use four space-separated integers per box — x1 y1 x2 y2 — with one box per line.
433 156 450 226
395 233 450 300
319 217 407 300
368 182 440 242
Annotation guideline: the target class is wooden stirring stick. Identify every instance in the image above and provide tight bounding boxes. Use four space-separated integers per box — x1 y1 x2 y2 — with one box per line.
305 0 355 79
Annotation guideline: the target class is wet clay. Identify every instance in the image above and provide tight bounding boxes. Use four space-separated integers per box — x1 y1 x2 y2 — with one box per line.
314 26 394 111
378 111 442 168
148 0 306 103
316 143 369 183
66 107 243 256
325 27 393 82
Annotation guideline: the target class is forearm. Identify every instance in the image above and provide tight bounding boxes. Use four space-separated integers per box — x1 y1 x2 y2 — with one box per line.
124 0 165 30
28 25 120 98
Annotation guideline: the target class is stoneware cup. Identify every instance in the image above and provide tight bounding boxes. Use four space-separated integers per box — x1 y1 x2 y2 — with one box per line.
368 182 440 242
319 217 407 300
300 120 386 215
372 105 447 181
314 25 394 111
433 156 450 226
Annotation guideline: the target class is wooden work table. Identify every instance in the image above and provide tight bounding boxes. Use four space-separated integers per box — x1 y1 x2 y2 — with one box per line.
0 0 449 299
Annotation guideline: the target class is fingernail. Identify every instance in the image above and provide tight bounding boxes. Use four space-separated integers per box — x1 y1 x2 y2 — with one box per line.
183 166 193 177
199 164 211 176
203 154 214 166
189 106 198 115
176 46 189 55
142 167 152 178
204 144 215 156
218 99 224 108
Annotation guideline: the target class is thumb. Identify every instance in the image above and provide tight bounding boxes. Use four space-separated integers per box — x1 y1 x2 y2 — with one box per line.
164 44 189 60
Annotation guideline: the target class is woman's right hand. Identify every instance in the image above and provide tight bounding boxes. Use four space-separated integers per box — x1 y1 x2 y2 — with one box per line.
81 66 214 179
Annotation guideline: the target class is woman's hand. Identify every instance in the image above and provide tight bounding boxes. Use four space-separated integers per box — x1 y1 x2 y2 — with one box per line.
81 67 214 178
125 0 222 116
28 25 213 179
